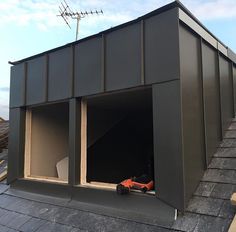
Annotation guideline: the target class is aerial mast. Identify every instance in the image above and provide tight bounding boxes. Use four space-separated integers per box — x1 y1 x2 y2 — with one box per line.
57 0 103 40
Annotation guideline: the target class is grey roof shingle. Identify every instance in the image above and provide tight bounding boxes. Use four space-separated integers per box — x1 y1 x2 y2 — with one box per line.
214 148 236 158
186 196 223 216
19 218 46 232
210 183 236 199
202 169 236 184
209 158 236 170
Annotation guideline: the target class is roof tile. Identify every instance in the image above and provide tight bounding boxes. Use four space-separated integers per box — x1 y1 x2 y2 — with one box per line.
225 130 236 139
7 213 31 230
202 169 236 184
214 148 236 158
19 218 48 232
219 200 236 219
209 158 236 170
193 216 231 232
35 221 74 232
210 183 236 199
194 182 216 197
171 213 199 231
186 196 223 216
228 123 236 130
220 139 236 148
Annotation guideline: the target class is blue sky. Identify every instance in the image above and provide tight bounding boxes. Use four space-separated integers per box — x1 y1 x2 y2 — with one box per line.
0 0 236 119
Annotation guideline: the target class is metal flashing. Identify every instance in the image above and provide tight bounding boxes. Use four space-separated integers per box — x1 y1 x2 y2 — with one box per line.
178 9 217 49
218 42 228 57
228 48 236 64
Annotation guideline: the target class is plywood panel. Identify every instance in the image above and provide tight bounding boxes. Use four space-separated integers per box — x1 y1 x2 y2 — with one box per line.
219 56 234 133
179 25 205 205
48 47 73 101
145 8 179 84
74 37 103 96
202 42 221 165
80 100 87 185
30 103 69 178
105 23 141 91
10 64 26 108
26 56 47 105
24 110 31 177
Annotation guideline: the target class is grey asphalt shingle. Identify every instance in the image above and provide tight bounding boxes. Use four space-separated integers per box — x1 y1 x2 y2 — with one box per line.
209 158 236 170
194 182 216 197
0 194 22 209
219 139 236 148
202 169 236 184
6 213 31 230
5 197 36 215
214 148 236 158
0 208 8 218
171 213 200 231
7 228 19 232
71 229 89 232
186 196 223 216
0 224 12 232
19 218 46 232
210 183 236 199
35 221 75 232
0 184 9 194
228 123 236 130
0 211 20 227
218 200 236 219
192 216 231 232
225 130 236 138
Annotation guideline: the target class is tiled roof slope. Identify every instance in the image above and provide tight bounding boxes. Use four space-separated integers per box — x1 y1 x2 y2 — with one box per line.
0 121 236 231
171 119 236 232
0 120 9 151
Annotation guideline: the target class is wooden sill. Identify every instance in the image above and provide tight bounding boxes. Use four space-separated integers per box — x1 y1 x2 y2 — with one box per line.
25 175 68 184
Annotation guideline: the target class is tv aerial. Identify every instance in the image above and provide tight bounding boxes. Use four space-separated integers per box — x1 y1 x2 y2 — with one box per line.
57 0 103 40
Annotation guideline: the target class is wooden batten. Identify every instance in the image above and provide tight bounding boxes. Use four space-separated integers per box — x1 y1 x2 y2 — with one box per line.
229 214 236 232
0 170 7 181
80 99 87 185
24 106 69 183
231 193 236 206
24 110 32 178
79 100 116 190
229 193 236 232
27 175 67 184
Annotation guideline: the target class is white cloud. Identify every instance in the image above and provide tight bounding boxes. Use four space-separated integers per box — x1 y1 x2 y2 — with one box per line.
0 0 60 29
0 91 9 119
0 87 9 92
182 0 236 20
0 104 9 120
0 0 171 32
0 0 235 33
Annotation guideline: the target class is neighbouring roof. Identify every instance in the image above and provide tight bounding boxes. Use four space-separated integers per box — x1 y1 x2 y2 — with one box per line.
0 117 5 122
0 120 235 231
0 121 9 151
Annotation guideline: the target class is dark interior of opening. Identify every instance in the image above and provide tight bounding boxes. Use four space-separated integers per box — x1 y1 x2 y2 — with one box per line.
86 88 154 184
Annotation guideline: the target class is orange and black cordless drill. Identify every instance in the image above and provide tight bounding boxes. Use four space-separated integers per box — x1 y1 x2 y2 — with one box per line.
116 175 154 194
